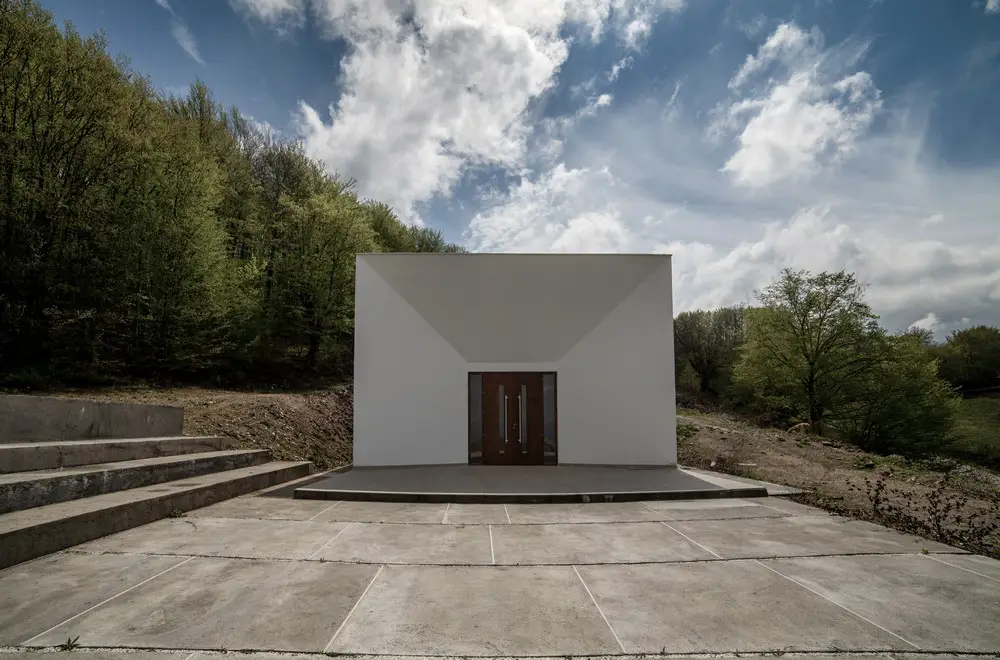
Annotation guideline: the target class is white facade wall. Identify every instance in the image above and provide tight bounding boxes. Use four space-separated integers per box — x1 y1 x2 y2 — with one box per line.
352 253 676 467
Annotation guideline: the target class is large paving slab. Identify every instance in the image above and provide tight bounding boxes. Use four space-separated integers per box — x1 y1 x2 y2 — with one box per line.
759 554 1000 651
668 514 961 558
491 522 714 564
504 502 665 524
76 517 350 559
27 557 380 652
645 496 827 517
312 501 449 523
0 552 186 645
313 522 493 564
922 552 1000 581
576 560 912 653
2 652 179 660
443 503 511 524
641 499 793 520
186 495 341 520
327 564 622 655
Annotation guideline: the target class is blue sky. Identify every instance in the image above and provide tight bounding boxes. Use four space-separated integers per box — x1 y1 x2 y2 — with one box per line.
42 0 1000 335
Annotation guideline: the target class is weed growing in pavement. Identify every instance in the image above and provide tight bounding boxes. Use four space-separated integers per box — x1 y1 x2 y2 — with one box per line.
57 636 80 651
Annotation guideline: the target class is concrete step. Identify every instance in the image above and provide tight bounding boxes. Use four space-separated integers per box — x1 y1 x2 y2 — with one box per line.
0 435 233 473
0 460 312 569
0 449 273 514
0 394 183 442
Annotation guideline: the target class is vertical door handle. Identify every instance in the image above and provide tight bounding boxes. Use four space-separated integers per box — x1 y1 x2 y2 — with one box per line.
504 395 509 442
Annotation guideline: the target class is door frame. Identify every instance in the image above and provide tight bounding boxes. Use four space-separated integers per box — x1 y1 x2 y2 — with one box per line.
468 371 557 465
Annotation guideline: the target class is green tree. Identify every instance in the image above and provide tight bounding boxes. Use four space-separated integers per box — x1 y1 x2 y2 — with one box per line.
934 325 1000 392
0 0 465 385
731 269 882 434
828 332 960 454
673 306 746 396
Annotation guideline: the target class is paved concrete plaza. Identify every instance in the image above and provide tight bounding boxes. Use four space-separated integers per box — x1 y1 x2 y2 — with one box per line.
1 493 998 659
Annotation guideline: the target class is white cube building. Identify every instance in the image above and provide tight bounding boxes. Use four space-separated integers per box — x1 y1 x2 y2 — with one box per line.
352 253 676 467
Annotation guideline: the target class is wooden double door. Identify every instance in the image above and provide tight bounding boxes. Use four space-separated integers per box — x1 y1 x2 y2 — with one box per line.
481 372 548 465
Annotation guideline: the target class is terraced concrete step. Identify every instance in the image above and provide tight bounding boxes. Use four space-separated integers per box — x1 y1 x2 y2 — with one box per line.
0 394 183 443
0 435 233 473
0 460 312 569
0 449 273 514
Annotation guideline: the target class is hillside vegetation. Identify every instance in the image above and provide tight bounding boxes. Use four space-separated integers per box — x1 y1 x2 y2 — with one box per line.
675 269 1000 468
0 0 462 388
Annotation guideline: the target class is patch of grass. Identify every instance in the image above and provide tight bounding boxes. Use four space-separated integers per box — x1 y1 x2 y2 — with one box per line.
950 396 1000 467
676 422 698 441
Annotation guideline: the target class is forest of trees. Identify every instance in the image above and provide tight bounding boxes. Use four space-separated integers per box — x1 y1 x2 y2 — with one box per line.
0 0 463 386
675 268 1000 463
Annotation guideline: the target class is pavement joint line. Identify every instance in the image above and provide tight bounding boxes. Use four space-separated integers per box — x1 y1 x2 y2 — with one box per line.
503 504 512 524
921 553 1000 583
656 520 722 558
489 523 496 564
751 500 813 515
323 564 385 653
442 502 451 524
181 652 196 660
306 500 343 521
572 565 626 654
637 501 674 520
61 548 970 567
752 559 920 650
307 522 354 559
20 556 196 645
176 514 835 525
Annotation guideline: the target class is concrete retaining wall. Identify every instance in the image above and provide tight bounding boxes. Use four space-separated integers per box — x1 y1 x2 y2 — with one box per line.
0 395 184 443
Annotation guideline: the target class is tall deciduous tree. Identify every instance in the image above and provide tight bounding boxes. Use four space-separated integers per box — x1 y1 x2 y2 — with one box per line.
673 306 746 396
0 0 465 385
732 269 882 434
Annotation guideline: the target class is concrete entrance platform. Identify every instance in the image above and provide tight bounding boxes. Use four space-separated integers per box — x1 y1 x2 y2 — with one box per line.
1 494 997 657
295 465 770 502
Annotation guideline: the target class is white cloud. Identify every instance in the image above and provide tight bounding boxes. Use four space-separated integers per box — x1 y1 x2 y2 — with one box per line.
986 0 1000 14
154 0 204 65
714 23 881 189
728 23 822 91
228 0 307 31
264 0 685 221
461 87 1000 332
171 22 204 65
465 164 655 253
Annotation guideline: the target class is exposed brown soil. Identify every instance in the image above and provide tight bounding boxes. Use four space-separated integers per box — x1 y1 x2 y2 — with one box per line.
45 385 354 470
677 409 1000 557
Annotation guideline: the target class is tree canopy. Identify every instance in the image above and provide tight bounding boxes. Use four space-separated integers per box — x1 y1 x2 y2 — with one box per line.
0 0 463 385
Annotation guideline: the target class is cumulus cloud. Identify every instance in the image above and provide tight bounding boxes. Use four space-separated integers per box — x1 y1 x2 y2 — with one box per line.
660 207 1000 333
154 0 204 65
465 164 645 253
713 23 881 189
986 0 999 14
233 0 685 221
